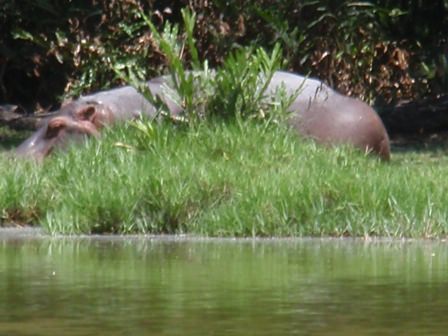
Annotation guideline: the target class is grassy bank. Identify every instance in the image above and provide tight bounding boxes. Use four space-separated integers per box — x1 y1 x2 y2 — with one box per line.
1 120 448 238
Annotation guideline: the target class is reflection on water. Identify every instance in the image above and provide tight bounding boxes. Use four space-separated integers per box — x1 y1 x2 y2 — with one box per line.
0 230 448 335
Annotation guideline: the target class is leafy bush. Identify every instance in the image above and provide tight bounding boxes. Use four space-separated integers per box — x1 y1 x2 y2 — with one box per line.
1 0 447 109
112 8 294 126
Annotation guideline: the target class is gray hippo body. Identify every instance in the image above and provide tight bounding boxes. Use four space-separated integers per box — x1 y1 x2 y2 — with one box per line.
268 71 390 160
15 77 182 159
16 71 390 160
78 76 183 119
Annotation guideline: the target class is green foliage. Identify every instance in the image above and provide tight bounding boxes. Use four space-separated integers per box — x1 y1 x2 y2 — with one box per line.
112 8 292 126
1 1 161 105
111 7 212 124
207 44 297 124
137 7 213 123
2 0 448 108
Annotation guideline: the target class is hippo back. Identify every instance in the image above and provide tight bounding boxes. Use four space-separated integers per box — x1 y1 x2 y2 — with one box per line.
267 71 335 104
78 76 182 120
268 71 390 160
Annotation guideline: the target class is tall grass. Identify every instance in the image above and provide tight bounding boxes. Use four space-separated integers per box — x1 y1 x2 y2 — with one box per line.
1 120 448 238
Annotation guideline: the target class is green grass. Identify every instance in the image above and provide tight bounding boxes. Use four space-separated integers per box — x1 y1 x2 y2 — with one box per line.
1 120 448 238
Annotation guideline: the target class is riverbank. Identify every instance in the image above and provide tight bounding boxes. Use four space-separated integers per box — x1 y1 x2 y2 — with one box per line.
1 120 448 238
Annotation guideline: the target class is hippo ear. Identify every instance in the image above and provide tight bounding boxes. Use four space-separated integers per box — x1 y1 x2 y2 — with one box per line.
45 118 67 139
76 105 97 122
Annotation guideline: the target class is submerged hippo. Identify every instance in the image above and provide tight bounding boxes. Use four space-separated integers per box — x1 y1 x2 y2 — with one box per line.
16 71 390 160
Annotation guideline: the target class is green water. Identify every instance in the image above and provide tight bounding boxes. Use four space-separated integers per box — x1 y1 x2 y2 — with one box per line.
1 230 447 335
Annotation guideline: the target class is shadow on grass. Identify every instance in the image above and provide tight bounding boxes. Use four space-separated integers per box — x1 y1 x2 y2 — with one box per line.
390 132 448 164
0 126 30 151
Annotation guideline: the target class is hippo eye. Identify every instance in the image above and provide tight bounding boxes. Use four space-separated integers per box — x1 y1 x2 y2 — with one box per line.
45 118 66 139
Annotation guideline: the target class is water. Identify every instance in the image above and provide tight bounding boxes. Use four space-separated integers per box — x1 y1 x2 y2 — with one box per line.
1 229 448 335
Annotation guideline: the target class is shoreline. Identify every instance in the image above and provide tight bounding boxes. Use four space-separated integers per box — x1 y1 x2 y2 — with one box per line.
1 227 446 244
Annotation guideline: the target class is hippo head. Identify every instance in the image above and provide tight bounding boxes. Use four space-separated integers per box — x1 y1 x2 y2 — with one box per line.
16 101 114 160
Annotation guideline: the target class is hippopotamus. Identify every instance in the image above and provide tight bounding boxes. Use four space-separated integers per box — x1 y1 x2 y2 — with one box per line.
15 71 390 160
268 71 390 160
15 76 183 159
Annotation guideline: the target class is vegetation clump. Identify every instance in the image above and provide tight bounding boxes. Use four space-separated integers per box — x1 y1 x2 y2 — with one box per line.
1 1 447 109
